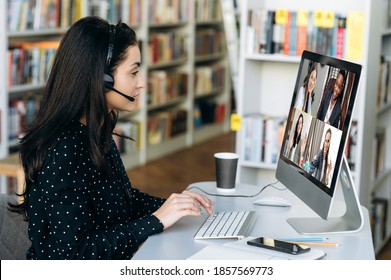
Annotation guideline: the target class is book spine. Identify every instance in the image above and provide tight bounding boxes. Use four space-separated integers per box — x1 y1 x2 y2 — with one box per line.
335 16 346 58
296 10 308 56
283 11 291 55
288 11 297 56
265 10 275 54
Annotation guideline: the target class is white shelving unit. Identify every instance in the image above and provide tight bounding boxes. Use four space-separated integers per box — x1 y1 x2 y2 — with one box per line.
236 0 386 250
0 0 231 186
371 0 391 253
0 0 7 159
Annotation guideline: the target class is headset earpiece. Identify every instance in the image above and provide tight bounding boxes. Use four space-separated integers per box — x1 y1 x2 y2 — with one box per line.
103 73 114 88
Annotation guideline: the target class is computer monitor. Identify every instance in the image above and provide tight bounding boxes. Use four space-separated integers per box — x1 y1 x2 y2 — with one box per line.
276 50 363 234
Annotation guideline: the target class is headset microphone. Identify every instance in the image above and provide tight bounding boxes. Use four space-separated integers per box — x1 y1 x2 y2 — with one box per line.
104 81 135 102
104 24 135 103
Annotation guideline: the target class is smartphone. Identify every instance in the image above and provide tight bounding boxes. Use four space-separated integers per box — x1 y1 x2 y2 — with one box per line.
247 237 311 255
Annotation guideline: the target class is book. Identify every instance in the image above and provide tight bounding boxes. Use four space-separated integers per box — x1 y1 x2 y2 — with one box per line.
60 0 71 28
370 198 388 247
241 117 250 160
263 117 281 164
214 103 226 123
288 11 297 56
241 114 262 162
170 110 187 137
243 114 263 162
306 11 316 53
199 100 216 124
114 120 140 154
193 105 202 129
335 15 347 58
346 120 358 171
265 10 275 54
8 97 40 142
245 9 255 53
283 11 291 55
8 42 58 87
257 9 268 53
373 127 386 178
345 11 365 61
148 70 188 106
149 0 189 24
272 9 287 54
147 109 187 144
148 32 187 65
377 56 391 108
194 62 225 96
296 10 309 56
244 8 364 58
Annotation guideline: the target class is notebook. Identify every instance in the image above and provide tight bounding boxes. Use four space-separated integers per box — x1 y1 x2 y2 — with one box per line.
187 237 326 260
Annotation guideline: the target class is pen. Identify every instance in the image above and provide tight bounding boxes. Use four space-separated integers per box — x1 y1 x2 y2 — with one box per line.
292 241 340 247
281 237 327 242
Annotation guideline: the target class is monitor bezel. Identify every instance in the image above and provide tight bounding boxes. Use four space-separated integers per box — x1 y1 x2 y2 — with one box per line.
277 50 362 219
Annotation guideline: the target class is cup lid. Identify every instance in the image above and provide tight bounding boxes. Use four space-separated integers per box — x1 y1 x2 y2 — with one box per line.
214 152 239 159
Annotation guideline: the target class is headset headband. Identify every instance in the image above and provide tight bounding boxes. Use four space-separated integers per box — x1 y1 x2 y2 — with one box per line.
106 25 116 73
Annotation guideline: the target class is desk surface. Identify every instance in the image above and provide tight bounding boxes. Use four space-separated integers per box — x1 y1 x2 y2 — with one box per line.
133 181 375 260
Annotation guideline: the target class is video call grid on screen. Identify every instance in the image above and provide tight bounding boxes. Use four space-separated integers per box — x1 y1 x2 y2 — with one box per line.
281 51 361 196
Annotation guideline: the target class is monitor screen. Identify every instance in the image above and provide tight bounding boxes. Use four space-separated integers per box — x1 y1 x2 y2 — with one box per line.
276 50 361 222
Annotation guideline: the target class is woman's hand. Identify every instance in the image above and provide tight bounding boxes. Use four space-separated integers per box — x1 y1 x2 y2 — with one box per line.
327 160 333 176
153 190 214 229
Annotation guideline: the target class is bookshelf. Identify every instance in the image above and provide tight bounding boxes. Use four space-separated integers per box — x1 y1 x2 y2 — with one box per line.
371 0 391 253
191 0 231 144
236 0 386 251
0 0 231 190
0 0 6 159
0 0 88 194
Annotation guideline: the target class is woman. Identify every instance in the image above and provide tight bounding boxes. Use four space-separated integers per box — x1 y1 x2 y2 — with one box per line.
9 16 213 259
308 128 333 185
288 113 304 165
294 62 318 114
316 70 346 128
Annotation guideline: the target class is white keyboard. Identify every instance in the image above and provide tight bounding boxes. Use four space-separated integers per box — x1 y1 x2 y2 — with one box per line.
194 211 257 240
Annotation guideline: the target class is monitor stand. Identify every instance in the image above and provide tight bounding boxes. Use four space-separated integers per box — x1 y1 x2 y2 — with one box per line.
287 156 364 234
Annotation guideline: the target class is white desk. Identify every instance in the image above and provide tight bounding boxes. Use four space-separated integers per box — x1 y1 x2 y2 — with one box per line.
133 181 375 260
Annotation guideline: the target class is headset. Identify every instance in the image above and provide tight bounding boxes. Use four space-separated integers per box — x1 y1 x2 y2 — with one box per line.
103 24 135 102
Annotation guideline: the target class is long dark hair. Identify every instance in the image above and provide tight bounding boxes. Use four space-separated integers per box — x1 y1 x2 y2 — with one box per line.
335 69 346 100
292 114 303 148
9 17 138 219
321 128 332 184
303 62 318 107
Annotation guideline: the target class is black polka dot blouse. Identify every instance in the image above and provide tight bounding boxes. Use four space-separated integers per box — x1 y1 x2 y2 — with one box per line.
26 120 165 259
